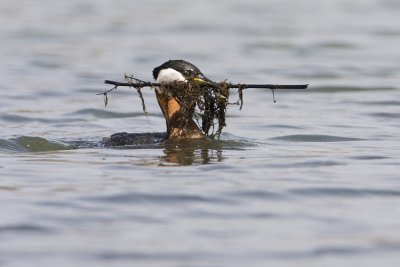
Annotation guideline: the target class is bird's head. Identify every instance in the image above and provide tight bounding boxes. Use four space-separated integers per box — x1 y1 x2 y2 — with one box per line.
153 59 213 84
152 60 211 140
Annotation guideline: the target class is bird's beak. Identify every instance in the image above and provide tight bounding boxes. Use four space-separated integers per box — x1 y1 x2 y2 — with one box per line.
192 75 225 91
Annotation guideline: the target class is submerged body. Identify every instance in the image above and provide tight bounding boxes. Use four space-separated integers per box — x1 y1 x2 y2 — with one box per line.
103 132 167 147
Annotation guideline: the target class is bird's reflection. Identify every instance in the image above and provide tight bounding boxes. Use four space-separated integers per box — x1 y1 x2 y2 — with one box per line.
103 132 249 166
160 139 224 166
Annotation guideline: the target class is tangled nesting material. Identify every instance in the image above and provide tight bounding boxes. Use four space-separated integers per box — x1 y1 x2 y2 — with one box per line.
159 80 231 139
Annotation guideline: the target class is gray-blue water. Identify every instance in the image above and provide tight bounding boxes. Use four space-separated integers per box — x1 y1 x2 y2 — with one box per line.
1 0 400 266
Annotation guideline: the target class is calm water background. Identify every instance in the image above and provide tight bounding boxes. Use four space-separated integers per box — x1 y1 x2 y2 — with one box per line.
1 0 400 266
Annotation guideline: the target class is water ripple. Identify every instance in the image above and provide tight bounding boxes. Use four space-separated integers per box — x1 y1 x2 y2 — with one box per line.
94 251 218 261
1 114 85 124
0 136 68 152
226 190 286 200
369 112 400 119
92 242 400 262
0 138 27 152
361 100 400 106
1 114 51 123
268 160 344 168
290 187 400 198
310 86 396 92
351 155 388 160
261 243 400 259
84 192 235 205
68 108 155 119
0 224 54 234
270 134 362 142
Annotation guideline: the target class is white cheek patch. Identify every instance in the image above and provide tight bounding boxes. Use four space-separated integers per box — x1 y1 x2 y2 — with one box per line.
156 68 186 83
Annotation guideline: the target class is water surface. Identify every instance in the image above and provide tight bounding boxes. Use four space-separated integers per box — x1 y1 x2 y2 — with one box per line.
1 0 400 266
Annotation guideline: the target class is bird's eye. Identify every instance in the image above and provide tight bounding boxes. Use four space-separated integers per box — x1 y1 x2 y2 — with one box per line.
185 69 193 77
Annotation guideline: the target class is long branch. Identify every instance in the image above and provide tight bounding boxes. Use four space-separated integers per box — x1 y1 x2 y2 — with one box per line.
104 80 308 90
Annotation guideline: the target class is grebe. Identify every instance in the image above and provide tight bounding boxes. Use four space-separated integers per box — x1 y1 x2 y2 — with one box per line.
153 59 218 140
104 60 218 146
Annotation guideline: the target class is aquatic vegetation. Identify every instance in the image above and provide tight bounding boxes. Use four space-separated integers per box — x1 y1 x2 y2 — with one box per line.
100 75 307 139
159 80 230 138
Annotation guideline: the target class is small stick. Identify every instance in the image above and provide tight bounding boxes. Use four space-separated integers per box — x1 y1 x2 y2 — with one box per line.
228 83 308 90
99 79 308 108
104 80 154 88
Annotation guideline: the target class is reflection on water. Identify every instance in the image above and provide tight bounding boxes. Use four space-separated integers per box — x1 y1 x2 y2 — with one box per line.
102 132 227 166
101 132 251 166
0 134 249 166
161 140 224 166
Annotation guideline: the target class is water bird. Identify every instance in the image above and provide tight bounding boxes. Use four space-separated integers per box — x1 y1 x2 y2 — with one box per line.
103 60 308 146
104 60 217 146
153 59 220 140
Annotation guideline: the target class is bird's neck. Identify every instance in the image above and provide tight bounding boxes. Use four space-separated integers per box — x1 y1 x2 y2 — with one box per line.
155 90 204 140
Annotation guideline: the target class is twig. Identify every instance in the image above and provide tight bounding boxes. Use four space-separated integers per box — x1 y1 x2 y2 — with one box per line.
103 80 308 90
227 83 308 89
98 85 117 107
125 75 148 115
99 76 308 138
101 79 308 109
97 85 118 96
104 80 155 88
